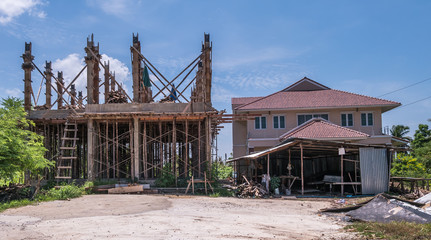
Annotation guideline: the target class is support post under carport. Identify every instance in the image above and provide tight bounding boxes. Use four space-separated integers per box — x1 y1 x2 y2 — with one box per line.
267 154 270 192
300 143 304 195
341 154 344 195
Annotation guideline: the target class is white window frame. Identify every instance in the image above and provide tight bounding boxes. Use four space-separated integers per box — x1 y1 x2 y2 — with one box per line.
361 112 374 126
273 115 286 129
341 112 354 127
254 116 267 129
296 113 329 126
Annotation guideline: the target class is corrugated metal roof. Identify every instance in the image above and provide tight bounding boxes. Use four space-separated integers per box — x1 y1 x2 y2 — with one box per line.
227 141 298 162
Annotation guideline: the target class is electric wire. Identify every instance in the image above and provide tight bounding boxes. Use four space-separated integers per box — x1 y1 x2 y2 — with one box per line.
378 77 431 97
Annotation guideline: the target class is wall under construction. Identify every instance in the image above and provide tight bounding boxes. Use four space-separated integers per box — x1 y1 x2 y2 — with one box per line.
23 33 222 181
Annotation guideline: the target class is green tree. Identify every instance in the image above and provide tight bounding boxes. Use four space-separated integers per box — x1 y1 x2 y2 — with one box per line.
211 159 233 180
391 153 428 178
412 124 431 149
390 125 410 140
414 141 431 170
0 97 52 182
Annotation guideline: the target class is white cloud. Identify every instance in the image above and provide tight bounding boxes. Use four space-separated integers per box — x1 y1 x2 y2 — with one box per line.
87 0 131 18
100 54 130 84
5 88 22 98
0 0 45 24
51 53 131 103
211 85 240 104
214 47 307 71
52 53 86 94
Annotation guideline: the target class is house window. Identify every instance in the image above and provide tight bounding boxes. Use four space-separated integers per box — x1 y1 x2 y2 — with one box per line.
297 114 328 125
273 116 285 129
255 116 267 129
341 113 353 127
361 113 373 126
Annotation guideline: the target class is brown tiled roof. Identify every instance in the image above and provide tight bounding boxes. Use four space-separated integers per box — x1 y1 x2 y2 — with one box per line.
279 118 369 140
235 89 400 111
231 97 263 106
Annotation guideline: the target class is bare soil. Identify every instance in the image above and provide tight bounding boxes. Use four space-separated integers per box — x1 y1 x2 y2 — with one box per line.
0 194 356 240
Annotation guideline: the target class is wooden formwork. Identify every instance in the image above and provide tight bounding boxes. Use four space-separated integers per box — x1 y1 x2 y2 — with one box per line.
23 33 221 182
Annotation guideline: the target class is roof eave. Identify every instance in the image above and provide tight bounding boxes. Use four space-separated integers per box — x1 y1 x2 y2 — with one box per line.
236 104 401 112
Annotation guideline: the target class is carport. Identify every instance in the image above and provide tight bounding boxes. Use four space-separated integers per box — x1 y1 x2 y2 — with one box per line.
228 138 404 195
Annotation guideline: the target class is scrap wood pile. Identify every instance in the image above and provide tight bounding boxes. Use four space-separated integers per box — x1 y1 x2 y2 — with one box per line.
229 176 267 198
0 184 32 203
107 90 127 103
159 95 174 103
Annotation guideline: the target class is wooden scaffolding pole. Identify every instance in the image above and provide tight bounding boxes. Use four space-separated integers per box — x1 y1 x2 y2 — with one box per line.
129 120 134 179
106 122 109 178
143 121 148 179
112 122 116 178
87 119 94 180
206 117 211 178
116 121 119 178
172 119 177 182
198 121 201 178
133 117 140 180
185 119 188 177
159 121 163 175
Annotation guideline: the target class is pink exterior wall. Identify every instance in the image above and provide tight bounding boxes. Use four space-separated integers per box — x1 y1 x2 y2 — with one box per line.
232 106 385 157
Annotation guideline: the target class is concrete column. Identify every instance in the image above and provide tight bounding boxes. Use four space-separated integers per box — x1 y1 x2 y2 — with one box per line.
85 34 100 105
202 33 212 103
22 42 34 111
56 72 63 109
131 33 142 103
44 61 52 109
70 84 76 107
87 119 95 180
104 61 110 103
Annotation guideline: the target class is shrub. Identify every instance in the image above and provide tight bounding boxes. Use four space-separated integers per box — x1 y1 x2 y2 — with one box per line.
270 176 281 192
47 184 83 200
211 160 233 180
155 165 176 187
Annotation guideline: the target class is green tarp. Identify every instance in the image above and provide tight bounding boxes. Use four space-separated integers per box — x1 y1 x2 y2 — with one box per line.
142 65 151 87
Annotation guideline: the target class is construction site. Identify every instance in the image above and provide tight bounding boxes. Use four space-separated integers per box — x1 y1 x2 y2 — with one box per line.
22 33 224 182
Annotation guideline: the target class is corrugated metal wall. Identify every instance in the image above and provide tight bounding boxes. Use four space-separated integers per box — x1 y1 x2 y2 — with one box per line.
360 148 388 194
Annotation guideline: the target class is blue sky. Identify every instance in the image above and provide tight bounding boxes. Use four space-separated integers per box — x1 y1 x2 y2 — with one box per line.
1 0 431 158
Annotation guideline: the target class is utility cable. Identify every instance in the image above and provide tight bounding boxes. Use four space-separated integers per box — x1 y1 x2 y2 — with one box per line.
397 95 431 109
378 77 431 97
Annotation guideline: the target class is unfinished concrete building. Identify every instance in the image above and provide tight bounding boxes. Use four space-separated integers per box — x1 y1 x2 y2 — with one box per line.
23 33 222 182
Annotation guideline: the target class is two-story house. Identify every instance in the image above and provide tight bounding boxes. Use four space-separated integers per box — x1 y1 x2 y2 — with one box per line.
232 77 401 158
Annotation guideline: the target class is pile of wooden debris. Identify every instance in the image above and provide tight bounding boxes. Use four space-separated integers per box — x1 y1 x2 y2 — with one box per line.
230 176 267 198
0 184 32 202
107 90 128 103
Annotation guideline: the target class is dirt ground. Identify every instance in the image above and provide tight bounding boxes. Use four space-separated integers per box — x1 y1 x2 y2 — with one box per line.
0 194 356 240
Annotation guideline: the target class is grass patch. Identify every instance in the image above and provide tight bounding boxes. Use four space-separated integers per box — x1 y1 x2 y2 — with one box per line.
0 181 93 212
209 187 234 197
346 221 431 239
0 199 32 212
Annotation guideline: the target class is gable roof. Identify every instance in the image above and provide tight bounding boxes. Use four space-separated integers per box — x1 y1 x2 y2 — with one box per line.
282 77 330 92
235 77 400 112
279 118 369 141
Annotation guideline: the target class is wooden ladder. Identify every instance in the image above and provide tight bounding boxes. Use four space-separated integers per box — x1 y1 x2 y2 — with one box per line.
56 121 78 180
